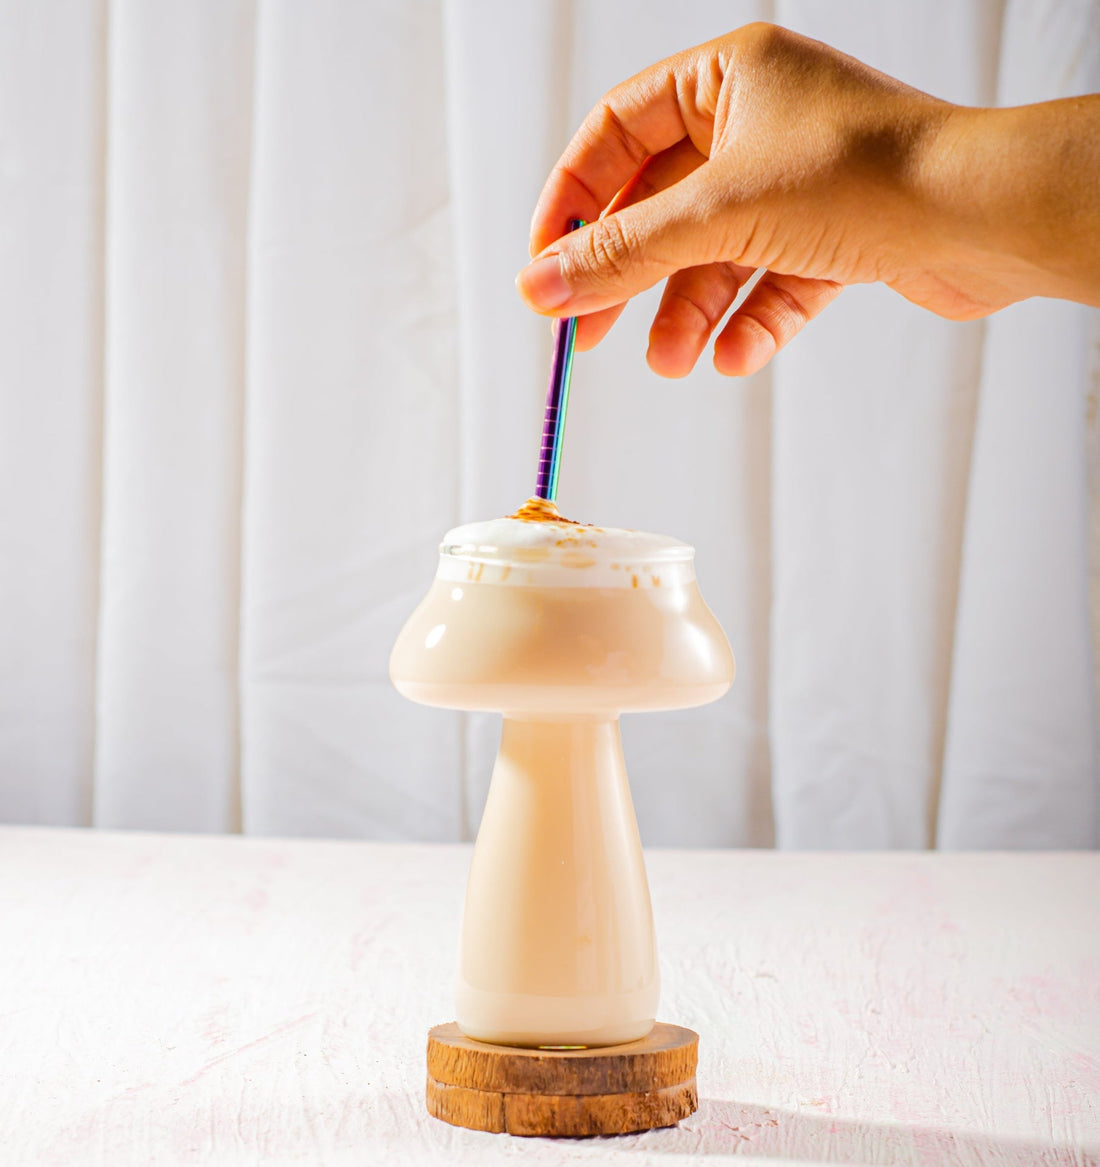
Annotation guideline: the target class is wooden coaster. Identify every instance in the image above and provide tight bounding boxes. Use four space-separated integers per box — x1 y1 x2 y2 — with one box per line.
426 1021 698 1137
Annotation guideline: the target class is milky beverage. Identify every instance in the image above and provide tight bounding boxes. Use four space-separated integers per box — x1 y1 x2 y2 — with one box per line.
390 498 734 1047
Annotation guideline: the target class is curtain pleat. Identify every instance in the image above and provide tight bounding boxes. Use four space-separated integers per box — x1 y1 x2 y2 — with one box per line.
0 1 106 825
240 0 461 838
0 0 1096 847
939 301 1099 847
93 0 254 831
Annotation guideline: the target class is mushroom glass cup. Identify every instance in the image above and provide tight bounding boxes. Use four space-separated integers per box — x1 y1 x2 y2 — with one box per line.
390 504 734 1048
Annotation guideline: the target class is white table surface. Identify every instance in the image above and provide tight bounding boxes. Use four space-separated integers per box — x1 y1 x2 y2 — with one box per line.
0 828 1097 1166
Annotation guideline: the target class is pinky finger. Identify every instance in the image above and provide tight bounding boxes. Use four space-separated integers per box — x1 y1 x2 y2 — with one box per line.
713 272 843 377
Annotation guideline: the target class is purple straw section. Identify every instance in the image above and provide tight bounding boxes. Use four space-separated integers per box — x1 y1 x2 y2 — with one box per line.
534 219 584 501
534 316 576 500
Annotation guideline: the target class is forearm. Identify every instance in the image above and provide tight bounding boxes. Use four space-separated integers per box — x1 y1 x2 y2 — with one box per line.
924 96 1100 308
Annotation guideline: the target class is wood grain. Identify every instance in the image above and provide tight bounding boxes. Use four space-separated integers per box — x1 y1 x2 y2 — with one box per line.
425 1022 698 1136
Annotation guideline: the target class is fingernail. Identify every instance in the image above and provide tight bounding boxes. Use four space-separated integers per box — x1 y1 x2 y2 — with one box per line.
516 255 571 310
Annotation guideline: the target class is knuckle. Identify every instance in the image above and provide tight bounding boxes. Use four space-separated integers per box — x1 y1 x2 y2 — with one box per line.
729 21 790 64
575 218 634 283
739 312 778 349
666 289 713 333
759 282 809 340
597 101 649 170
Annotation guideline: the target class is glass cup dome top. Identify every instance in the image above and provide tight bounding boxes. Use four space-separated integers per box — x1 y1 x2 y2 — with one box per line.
390 499 734 714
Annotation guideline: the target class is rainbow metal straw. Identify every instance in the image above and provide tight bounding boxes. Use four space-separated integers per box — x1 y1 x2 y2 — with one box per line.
534 219 585 502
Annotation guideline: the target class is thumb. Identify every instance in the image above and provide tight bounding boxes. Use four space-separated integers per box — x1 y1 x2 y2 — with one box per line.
516 168 727 316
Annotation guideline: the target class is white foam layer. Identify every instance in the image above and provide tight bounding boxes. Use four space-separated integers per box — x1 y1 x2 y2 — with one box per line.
437 516 695 588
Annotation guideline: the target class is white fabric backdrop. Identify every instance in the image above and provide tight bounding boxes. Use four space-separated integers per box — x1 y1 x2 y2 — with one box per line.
0 0 1097 848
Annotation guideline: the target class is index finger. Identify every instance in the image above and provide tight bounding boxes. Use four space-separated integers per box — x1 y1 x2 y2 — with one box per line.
528 47 715 257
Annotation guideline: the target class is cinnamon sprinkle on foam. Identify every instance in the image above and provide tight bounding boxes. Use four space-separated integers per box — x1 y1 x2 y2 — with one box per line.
508 497 584 526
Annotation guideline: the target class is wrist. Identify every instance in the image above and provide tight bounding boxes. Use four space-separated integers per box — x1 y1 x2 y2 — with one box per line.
915 100 1100 307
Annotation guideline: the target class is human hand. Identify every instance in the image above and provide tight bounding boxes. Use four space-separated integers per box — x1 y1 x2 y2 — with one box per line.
518 23 1099 377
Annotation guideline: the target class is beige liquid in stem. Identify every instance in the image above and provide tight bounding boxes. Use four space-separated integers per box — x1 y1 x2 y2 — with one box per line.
457 715 656 1047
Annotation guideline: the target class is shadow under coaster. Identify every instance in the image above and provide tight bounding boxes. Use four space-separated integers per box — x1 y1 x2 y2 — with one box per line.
426 1022 699 1137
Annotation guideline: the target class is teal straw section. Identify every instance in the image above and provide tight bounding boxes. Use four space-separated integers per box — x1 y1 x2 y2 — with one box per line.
544 315 577 503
